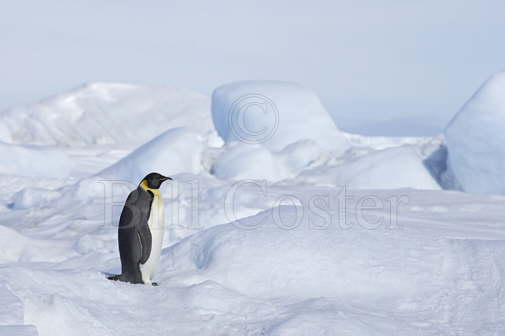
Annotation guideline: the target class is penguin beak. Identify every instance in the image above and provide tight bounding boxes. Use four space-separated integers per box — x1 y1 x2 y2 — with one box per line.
160 176 173 182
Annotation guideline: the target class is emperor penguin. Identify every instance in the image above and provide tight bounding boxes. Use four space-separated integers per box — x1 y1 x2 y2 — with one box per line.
108 172 172 285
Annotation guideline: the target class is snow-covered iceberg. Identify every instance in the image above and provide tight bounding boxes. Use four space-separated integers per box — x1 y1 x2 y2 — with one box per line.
211 81 349 153
445 72 505 194
209 81 351 182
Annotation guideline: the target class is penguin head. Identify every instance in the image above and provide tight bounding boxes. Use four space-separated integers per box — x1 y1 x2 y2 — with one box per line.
142 172 173 189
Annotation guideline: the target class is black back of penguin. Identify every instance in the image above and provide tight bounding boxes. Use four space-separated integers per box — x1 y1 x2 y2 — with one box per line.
108 172 172 284
115 186 154 283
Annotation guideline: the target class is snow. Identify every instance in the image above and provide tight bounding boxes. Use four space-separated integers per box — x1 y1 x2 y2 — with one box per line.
212 143 283 181
211 81 349 153
10 188 62 210
166 205 440 299
1 82 505 335
0 82 212 147
97 127 207 184
3 185 505 335
162 200 505 334
298 145 441 189
0 326 37 336
0 285 24 325
211 140 323 182
0 142 74 178
445 71 505 194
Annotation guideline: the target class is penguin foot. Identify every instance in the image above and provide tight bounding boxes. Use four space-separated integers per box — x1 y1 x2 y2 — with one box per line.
107 274 144 284
152 282 159 286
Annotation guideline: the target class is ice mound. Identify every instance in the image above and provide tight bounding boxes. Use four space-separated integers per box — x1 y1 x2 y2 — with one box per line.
212 143 283 181
0 82 211 146
161 205 505 305
211 140 322 181
209 81 350 181
445 72 505 194
97 127 206 184
0 142 74 178
298 145 441 190
211 81 349 153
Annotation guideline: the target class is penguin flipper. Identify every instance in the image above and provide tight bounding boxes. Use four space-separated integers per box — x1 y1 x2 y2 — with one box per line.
138 224 152 264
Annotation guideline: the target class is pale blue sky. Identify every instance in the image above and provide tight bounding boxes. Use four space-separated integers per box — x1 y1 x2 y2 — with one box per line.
1 0 504 135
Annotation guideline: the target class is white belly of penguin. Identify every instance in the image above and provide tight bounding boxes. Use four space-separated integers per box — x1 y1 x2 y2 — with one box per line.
140 195 164 284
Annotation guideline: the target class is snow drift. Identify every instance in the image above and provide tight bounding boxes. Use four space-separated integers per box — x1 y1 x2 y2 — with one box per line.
164 205 446 299
0 82 211 147
0 225 74 263
445 71 505 194
211 81 349 153
97 127 206 184
0 142 74 178
161 203 505 334
211 140 323 182
298 145 441 190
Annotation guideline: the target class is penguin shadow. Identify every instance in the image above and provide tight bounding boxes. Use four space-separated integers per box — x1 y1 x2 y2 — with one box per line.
101 271 159 286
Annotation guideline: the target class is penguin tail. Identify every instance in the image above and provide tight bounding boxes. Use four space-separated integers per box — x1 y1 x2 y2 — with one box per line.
106 273 144 284
107 274 122 281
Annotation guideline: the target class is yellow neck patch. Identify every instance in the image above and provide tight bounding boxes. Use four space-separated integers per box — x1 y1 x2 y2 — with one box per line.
140 180 161 197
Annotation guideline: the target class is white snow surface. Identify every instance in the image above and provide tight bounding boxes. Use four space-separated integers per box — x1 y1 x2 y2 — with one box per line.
445 71 505 194
211 140 324 182
298 145 441 189
211 81 350 153
1 82 504 335
0 82 212 146
97 127 208 184
0 142 74 178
